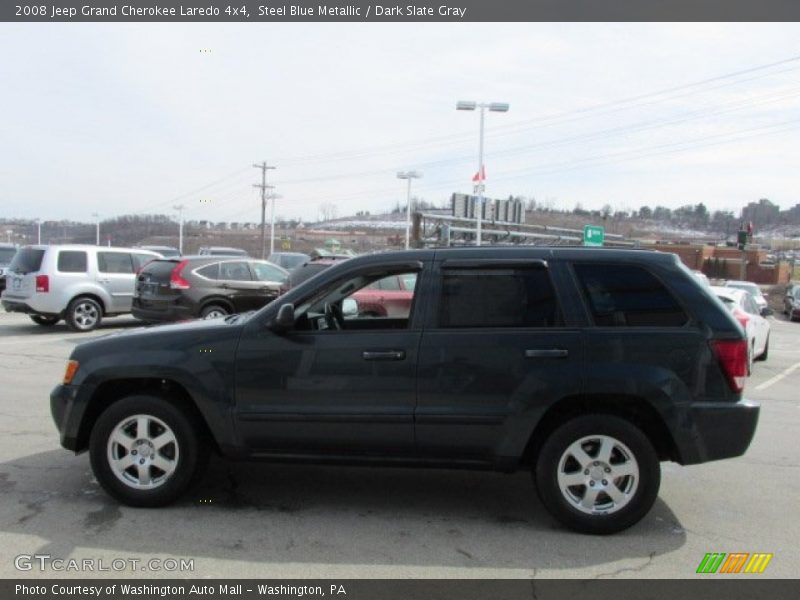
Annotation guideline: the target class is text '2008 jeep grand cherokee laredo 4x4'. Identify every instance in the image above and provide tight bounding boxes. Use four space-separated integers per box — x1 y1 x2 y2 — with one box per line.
50 247 759 534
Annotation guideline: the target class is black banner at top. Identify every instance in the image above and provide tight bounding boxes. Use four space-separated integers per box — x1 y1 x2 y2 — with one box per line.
4 0 800 22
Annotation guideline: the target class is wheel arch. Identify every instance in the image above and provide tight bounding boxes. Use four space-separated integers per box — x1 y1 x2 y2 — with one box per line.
520 394 680 467
76 378 221 455
68 293 108 316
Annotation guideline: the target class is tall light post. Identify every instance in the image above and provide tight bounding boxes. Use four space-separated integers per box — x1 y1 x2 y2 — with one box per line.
266 192 282 256
5 230 11 244
456 100 510 246
35 219 41 244
397 171 422 250
91 213 100 245
174 204 186 254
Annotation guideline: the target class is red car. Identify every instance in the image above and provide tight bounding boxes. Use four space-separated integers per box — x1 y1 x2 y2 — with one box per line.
352 273 416 318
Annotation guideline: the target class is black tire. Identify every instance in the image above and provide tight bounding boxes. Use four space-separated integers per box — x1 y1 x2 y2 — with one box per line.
30 315 59 326
534 414 660 535
65 296 103 332
89 394 209 507
200 304 229 319
756 335 769 362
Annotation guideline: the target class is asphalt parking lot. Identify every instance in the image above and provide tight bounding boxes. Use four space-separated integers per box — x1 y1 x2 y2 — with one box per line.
0 310 797 579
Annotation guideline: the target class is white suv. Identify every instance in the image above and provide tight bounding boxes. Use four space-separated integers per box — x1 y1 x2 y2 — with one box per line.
1 245 161 331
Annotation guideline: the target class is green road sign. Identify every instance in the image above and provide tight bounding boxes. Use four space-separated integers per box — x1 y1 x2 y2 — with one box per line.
583 225 605 247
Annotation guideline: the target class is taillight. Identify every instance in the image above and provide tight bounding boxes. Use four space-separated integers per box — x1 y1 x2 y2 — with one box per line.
169 260 191 290
710 339 748 393
35 275 49 292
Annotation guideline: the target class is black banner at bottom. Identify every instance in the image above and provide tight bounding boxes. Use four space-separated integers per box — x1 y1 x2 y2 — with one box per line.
4 579 800 600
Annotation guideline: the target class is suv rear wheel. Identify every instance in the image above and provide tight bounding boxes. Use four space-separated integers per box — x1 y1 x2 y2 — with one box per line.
201 304 229 319
66 296 103 332
89 395 209 507
534 414 660 535
31 315 59 326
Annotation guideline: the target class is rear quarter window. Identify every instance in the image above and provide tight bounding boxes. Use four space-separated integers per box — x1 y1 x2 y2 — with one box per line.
573 263 687 327
57 251 88 273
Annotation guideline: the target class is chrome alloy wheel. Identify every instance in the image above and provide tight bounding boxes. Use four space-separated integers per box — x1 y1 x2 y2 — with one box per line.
107 414 179 490
556 434 639 515
203 308 226 319
72 301 99 330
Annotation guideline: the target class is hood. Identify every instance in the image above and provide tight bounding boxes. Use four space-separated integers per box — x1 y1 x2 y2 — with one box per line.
72 313 254 355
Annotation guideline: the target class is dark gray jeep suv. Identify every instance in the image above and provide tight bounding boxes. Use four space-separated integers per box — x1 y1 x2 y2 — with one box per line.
50 247 758 534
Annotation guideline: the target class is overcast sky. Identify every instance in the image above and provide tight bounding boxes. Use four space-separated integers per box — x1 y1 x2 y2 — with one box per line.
1 22 799 224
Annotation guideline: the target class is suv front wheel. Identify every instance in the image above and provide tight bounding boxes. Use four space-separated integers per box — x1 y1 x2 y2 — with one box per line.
89 395 209 507
534 414 660 535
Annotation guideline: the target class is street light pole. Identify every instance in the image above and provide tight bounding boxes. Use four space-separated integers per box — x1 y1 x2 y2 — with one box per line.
397 171 422 250
457 100 510 246
35 219 41 244
91 213 100 245
174 205 186 254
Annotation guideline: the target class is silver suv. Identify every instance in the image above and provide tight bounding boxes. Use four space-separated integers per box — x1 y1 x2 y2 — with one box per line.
1 245 161 331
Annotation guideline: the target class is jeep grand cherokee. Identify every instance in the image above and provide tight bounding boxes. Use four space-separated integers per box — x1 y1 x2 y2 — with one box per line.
50 247 758 534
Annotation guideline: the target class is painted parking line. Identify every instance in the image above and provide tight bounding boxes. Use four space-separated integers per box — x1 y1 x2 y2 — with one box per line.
754 361 800 391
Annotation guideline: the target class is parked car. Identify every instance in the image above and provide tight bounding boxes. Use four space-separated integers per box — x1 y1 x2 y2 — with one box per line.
0 243 18 294
137 245 180 258
351 272 416 318
784 284 800 320
1 245 162 331
711 286 770 370
267 252 311 270
198 246 249 257
51 247 758 534
724 280 768 311
132 256 288 322
279 256 351 294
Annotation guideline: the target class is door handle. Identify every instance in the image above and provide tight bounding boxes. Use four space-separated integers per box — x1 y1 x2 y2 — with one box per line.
525 349 569 359
219 283 229 289
97 278 110 284
362 350 406 361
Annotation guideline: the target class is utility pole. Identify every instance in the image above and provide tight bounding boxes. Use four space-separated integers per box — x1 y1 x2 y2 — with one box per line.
91 213 100 245
253 162 276 259
174 205 186 254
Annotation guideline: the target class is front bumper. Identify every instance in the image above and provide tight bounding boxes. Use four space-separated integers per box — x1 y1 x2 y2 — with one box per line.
678 399 760 465
50 383 94 452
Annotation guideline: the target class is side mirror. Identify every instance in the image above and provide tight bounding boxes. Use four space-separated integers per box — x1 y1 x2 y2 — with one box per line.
342 298 358 317
761 307 774 317
273 303 295 331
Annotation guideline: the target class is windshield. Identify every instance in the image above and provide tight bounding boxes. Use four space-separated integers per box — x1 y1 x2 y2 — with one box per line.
728 282 761 297
8 248 44 274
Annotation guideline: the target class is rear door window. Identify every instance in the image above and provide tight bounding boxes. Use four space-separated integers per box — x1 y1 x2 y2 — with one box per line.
98 252 134 274
57 251 88 273
438 267 559 328
219 261 253 281
574 263 687 327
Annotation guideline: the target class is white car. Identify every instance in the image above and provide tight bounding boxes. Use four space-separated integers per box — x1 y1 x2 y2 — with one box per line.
724 280 768 311
1 244 162 331
712 286 770 372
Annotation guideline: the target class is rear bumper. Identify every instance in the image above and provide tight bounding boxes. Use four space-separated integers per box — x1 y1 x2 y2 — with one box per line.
2 299 59 317
678 399 760 465
50 383 94 452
